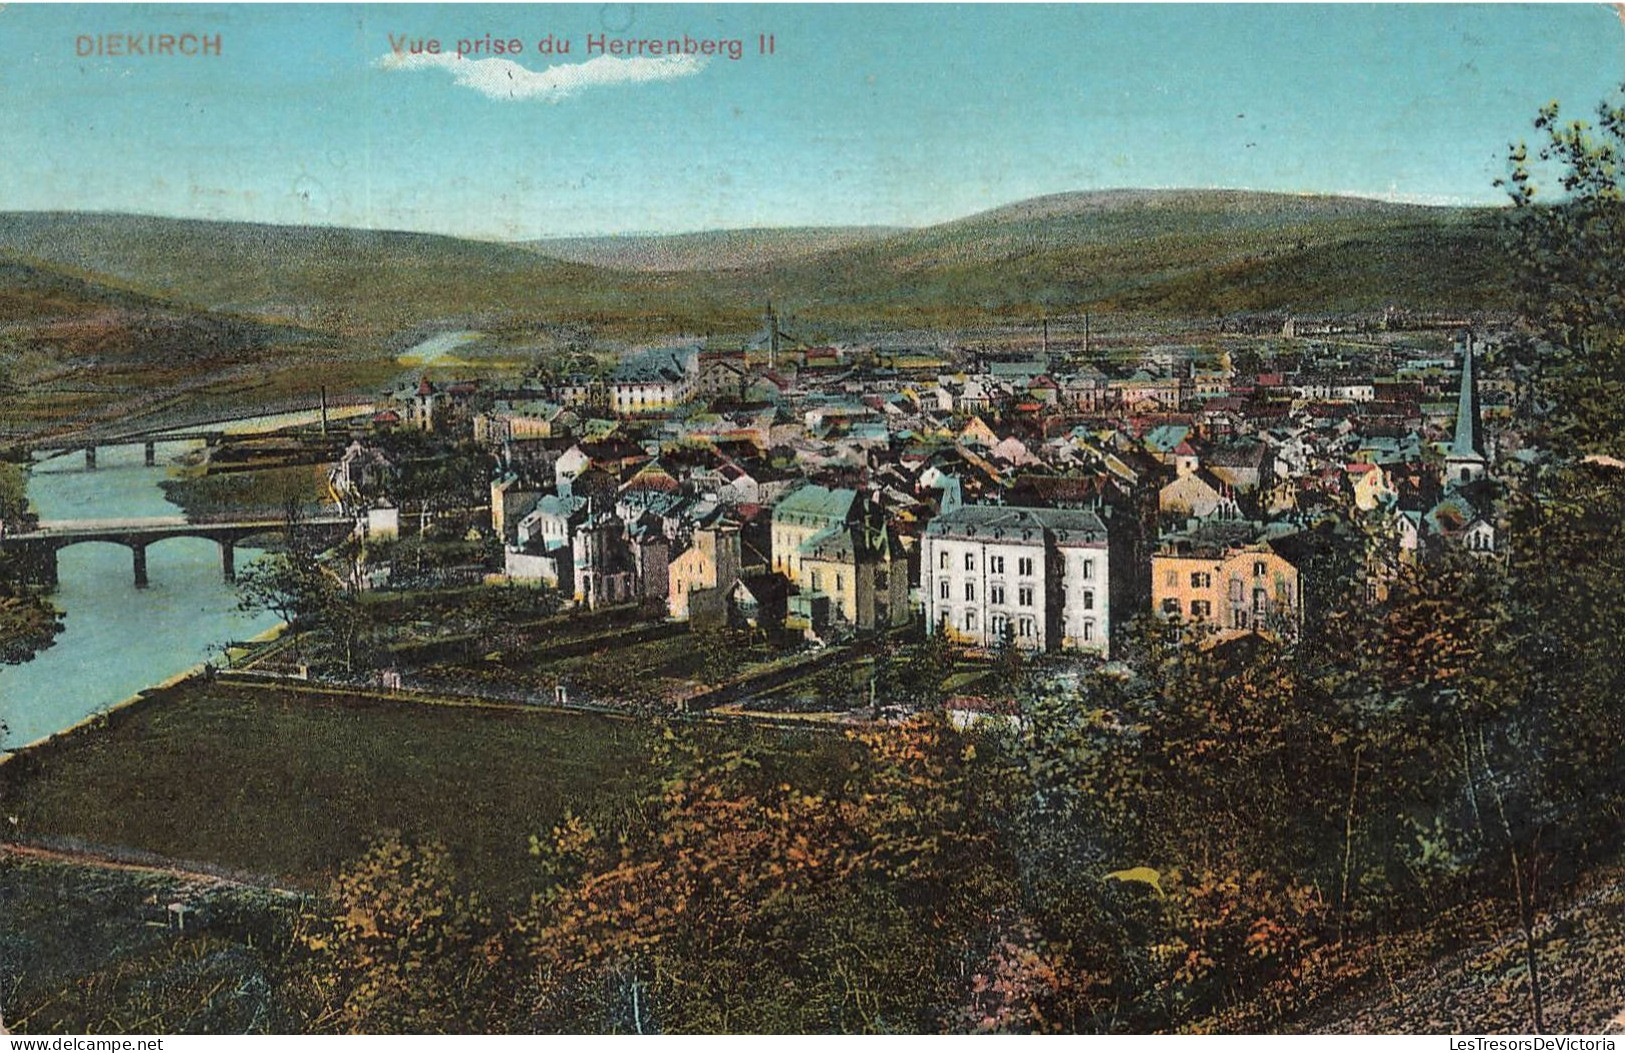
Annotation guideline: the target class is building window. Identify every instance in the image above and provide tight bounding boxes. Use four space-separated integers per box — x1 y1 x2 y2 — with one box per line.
1164 570 1177 587
990 555 1005 574
1162 598 1180 615
1230 578 1244 601
1253 561 1267 577
991 585 1006 605
1082 559 1095 580
991 613 1008 638
1082 590 1094 610
939 579 950 600
1018 585 1034 607
811 570 821 591
965 552 975 571
964 610 978 633
1254 588 1267 613
1082 619 1095 642
1018 557 1034 576
1190 571 1211 589
965 582 976 602
938 550 949 569
1191 600 1211 619
1018 616 1036 638
835 573 843 592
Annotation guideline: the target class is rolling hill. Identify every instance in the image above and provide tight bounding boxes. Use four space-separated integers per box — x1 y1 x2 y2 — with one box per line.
0 213 654 337
0 190 1515 346
0 255 374 441
691 190 1512 321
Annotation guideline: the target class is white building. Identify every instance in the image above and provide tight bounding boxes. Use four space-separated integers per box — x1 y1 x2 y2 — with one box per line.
609 345 699 416
922 503 1114 656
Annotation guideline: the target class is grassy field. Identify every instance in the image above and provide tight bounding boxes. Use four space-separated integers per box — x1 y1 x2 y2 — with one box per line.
0 679 854 907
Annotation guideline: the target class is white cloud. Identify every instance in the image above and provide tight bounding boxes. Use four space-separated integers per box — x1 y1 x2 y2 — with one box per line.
375 50 706 102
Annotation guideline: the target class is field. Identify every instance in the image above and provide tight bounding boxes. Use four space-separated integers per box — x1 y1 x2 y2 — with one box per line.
0 680 855 907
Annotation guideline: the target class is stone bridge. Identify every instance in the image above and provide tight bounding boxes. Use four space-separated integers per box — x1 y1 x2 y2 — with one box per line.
0 515 353 589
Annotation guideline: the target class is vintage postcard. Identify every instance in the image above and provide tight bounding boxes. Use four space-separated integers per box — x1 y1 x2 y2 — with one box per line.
2 1 1624 1038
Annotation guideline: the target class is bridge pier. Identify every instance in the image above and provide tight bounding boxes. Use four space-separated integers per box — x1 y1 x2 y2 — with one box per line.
132 543 148 589
84 446 97 471
221 539 236 583
144 441 157 467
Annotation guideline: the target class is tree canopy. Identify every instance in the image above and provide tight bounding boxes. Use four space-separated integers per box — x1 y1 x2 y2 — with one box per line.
1502 83 1625 452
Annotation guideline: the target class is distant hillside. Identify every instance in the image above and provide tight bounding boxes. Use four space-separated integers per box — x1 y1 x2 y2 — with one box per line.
0 254 342 440
0 191 1514 344
528 227 901 273
697 189 1513 322
0 213 676 337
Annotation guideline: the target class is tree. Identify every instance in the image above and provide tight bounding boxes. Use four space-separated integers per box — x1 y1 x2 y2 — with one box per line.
520 717 1025 1033
0 463 28 523
1501 84 1625 453
290 832 509 1033
0 575 61 665
237 550 334 631
871 634 953 712
0 464 60 665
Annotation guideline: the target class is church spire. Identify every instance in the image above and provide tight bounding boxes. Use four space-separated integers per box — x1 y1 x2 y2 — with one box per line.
1449 334 1482 460
1445 334 1487 488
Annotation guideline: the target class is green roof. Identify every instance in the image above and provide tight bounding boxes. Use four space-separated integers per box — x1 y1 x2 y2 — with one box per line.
774 484 857 523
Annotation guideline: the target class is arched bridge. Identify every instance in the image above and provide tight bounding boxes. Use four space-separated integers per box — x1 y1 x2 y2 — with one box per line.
0 515 353 590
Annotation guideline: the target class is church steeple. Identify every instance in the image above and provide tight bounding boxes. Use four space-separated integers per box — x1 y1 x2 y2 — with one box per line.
1445 334 1487 488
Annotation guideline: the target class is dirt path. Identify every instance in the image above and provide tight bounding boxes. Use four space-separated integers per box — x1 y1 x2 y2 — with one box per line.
0 839 303 898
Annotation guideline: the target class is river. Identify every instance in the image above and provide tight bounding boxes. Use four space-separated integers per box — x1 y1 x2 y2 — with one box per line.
0 442 282 750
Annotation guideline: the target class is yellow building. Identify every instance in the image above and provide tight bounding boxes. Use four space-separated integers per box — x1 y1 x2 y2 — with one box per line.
668 526 742 623
796 522 910 632
1152 543 1300 640
773 484 909 633
772 484 861 585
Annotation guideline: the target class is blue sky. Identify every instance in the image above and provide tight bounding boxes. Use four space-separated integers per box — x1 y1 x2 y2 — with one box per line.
2 4 1622 238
